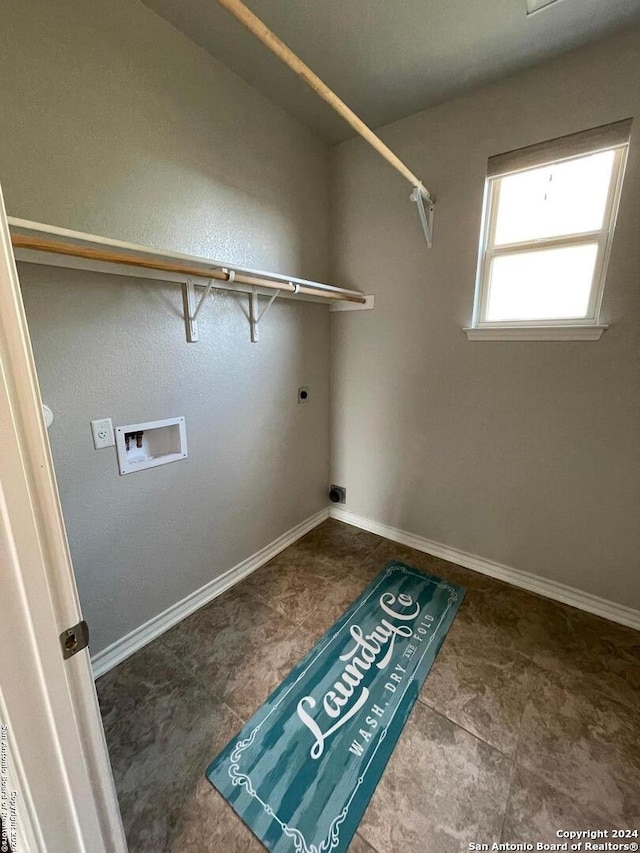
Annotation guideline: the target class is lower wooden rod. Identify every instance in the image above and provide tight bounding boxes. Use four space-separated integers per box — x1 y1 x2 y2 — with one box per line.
11 234 366 304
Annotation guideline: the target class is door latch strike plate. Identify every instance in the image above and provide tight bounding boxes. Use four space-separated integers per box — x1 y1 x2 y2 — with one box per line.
60 620 89 660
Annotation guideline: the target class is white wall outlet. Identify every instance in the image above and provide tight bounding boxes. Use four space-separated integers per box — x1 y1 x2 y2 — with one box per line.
91 418 115 450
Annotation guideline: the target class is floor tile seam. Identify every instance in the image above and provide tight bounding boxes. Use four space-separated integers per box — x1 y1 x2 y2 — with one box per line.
498 756 518 842
526 656 640 716
156 632 202 672
609 655 640 671
175 584 306 650
156 634 244 707
419 702 514 762
219 685 268 724
511 661 539 774
105 699 241 783
514 670 640 817
101 735 151 775
339 567 372 594
435 625 542 671
221 700 247 727
258 568 355 634
112 762 212 832
150 575 292 642
110 726 219 791
353 830 383 853
215 611 326 720
247 575 334 622
416 692 519 758
290 565 394 641
115 703 226 755
510 758 630 829
525 627 640 664
464 628 636 711
445 599 542 654
465 587 640 669
506 658 544 769
232 585 300 624
584 677 640 716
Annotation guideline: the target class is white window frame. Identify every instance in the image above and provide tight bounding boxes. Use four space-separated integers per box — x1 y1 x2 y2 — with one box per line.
466 141 629 341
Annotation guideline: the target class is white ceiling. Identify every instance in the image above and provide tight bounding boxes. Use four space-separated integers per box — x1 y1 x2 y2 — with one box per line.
142 0 640 142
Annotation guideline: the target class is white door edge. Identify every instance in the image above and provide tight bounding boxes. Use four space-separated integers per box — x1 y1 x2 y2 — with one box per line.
0 183 126 852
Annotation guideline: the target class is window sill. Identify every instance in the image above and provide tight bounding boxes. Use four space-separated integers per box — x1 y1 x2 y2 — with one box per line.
464 325 608 341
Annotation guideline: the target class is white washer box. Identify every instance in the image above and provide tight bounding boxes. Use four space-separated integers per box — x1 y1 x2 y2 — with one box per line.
115 417 187 475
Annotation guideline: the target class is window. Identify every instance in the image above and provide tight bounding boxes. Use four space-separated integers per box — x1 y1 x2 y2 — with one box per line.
467 120 631 340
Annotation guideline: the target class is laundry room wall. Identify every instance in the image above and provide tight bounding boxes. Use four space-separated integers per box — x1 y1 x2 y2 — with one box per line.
0 0 332 655
331 26 640 611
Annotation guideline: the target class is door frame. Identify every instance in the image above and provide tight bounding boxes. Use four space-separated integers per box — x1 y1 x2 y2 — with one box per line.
0 184 126 852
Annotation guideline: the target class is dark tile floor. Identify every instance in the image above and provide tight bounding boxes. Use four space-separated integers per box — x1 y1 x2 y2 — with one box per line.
96 520 640 852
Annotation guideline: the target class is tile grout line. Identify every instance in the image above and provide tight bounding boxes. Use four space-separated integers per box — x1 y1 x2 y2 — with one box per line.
155 633 240 712
511 667 536 770
221 699 247 727
509 666 637 830
441 590 640 716
354 830 383 853
500 661 540 841
498 758 518 842
418 702 514 761
500 660 545 841
530 661 640 715
496 662 538 842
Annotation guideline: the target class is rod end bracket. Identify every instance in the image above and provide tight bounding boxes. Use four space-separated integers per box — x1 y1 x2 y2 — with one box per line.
410 186 435 249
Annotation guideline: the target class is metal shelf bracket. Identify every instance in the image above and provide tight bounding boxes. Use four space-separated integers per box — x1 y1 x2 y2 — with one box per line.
410 186 435 249
249 286 283 342
182 270 233 342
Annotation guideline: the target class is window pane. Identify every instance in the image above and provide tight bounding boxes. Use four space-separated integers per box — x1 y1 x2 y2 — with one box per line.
485 244 598 321
494 150 615 246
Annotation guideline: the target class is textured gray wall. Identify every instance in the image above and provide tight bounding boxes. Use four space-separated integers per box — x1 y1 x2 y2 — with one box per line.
0 0 331 653
331 27 640 610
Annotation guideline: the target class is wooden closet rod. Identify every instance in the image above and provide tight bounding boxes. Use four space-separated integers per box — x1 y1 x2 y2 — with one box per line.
11 234 366 304
216 0 432 200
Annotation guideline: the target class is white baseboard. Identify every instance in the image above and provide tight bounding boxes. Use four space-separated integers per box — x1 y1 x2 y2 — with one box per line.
330 507 640 631
91 508 329 678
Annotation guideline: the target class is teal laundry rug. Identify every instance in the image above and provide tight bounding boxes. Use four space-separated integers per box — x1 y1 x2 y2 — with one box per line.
206 561 465 853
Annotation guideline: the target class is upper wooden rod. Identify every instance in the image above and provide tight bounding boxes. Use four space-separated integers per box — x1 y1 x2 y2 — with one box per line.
215 0 431 199
11 234 366 303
